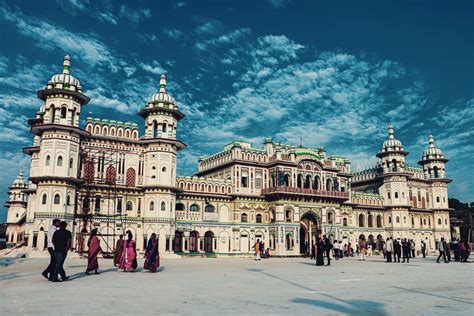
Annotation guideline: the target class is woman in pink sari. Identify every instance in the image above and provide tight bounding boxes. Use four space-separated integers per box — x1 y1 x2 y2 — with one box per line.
119 230 137 272
85 229 102 275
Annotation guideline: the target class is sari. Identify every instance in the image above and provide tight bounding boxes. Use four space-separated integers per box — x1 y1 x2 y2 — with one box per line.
114 239 125 266
86 236 101 272
144 238 160 273
119 239 136 271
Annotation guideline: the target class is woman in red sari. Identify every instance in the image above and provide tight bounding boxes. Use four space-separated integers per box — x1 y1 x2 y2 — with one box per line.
85 229 102 275
119 230 137 272
144 233 160 273
113 234 125 267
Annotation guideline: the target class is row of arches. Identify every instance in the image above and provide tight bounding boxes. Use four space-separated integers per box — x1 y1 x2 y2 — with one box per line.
175 203 216 213
356 214 383 228
45 155 74 169
150 119 175 138
86 123 139 139
41 192 71 206
48 104 77 124
177 181 232 194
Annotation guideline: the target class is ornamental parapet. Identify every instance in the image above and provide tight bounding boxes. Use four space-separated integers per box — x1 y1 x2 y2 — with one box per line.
262 186 349 200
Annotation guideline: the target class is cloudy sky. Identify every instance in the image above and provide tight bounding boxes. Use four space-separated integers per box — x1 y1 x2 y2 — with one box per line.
0 0 473 221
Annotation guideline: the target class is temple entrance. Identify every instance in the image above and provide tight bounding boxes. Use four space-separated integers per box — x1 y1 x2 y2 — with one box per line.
299 211 321 255
174 231 183 252
204 231 214 253
189 231 199 252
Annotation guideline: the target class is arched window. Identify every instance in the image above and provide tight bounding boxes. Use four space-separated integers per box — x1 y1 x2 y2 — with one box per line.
149 201 155 211
285 209 293 222
190 204 199 212
327 212 334 224
241 213 248 223
433 166 439 178
256 214 262 223
388 216 392 224
66 195 70 206
176 203 185 211
270 209 276 223
438 218 442 225
326 178 332 191
376 215 382 227
42 193 47 205
46 155 51 166
205 204 215 213
368 214 373 227
126 201 133 211
342 217 348 226
358 214 365 227
388 192 391 199
162 123 167 133
69 157 73 169
436 196 440 203
161 201 166 211
162 166 166 172
57 156 63 166
61 107 67 119
396 216 400 223
153 120 158 138
53 194 60 205
394 192 399 198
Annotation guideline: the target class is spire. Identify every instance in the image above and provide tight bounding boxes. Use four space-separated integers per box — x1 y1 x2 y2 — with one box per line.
428 135 435 148
18 168 23 179
159 74 166 92
63 54 71 74
388 124 394 140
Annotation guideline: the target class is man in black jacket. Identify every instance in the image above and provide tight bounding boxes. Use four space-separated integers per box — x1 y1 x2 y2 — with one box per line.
51 221 72 282
394 239 401 263
323 235 332 266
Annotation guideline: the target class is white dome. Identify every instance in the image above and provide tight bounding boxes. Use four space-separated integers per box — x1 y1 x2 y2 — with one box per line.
422 135 445 160
149 74 176 106
11 169 26 188
381 125 404 152
46 54 83 93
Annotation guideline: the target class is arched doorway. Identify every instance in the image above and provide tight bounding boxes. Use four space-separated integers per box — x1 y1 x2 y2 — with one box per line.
189 231 199 252
204 231 214 253
299 211 320 255
368 234 374 248
174 231 183 252
359 234 366 241
376 234 383 251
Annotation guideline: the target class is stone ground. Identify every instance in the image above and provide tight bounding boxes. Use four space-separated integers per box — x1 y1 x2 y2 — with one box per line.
0 254 473 316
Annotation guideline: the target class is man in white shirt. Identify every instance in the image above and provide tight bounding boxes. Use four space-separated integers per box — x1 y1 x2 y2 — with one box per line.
42 219 60 280
436 237 448 263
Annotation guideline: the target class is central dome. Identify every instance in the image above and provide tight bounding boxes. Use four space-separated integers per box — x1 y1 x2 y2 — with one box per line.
381 125 404 151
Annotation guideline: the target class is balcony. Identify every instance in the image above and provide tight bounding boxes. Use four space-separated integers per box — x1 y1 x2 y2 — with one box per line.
262 186 350 200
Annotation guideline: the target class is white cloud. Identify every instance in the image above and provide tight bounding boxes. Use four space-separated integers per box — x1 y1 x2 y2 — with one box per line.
119 5 152 24
139 61 166 75
97 11 117 25
163 28 184 40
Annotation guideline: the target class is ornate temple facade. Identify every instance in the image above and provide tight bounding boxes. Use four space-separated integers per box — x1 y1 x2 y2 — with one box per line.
5 55 452 256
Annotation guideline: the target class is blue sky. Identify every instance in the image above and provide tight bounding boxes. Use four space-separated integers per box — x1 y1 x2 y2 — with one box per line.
0 0 473 221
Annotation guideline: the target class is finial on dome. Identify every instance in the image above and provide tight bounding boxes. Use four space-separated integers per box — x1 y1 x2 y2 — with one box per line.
18 168 23 178
388 124 394 139
63 54 71 74
159 74 167 92
428 135 435 147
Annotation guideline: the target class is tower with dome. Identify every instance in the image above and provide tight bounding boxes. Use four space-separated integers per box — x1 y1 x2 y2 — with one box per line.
5 55 451 257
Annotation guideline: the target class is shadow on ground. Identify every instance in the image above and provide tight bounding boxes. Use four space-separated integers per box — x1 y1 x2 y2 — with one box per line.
292 297 387 315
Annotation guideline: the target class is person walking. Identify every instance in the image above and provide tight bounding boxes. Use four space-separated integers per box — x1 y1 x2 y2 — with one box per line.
446 241 452 262
42 218 60 280
402 238 410 263
144 233 160 273
421 240 426 258
385 237 393 263
315 237 324 266
119 230 137 271
252 239 261 261
436 237 448 263
451 238 460 262
323 235 332 266
410 239 416 258
113 234 125 267
334 241 339 260
51 221 71 282
359 238 367 261
393 239 401 263
85 229 102 275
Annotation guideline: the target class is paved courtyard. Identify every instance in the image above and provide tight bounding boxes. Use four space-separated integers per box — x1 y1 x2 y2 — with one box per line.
0 254 473 315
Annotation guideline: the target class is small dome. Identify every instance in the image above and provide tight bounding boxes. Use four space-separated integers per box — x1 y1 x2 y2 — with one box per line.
422 135 445 160
12 169 27 188
47 54 83 93
149 74 176 105
381 125 404 152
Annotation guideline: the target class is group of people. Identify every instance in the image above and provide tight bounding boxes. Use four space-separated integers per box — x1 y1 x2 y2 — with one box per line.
383 237 417 263
42 219 161 282
252 239 270 260
436 237 470 263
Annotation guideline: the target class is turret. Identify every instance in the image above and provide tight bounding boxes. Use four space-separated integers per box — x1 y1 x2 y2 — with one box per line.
376 125 408 173
5 169 28 224
418 135 448 179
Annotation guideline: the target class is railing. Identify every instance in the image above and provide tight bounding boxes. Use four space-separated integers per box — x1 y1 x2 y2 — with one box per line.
262 186 349 199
